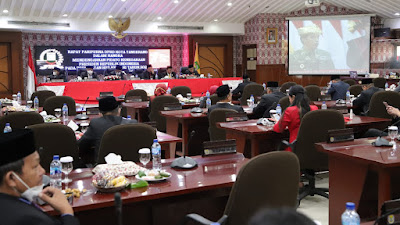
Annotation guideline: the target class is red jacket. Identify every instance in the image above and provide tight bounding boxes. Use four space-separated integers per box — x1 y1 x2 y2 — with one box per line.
273 105 319 151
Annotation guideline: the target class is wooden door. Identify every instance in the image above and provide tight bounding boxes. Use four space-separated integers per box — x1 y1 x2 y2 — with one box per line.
242 44 257 81
199 46 225 78
0 43 11 94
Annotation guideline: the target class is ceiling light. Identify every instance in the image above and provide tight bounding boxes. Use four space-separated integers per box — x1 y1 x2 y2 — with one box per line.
214 19 218 22
157 16 162 20
227 2 233 6
395 13 400 16
62 14 68 17
121 0 127 1
174 0 179 3
3 9 8 13
108 15 113 18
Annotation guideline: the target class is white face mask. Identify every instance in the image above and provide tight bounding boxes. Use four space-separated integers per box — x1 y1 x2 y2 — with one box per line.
53 71 57 75
11 172 43 203
87 70 93 74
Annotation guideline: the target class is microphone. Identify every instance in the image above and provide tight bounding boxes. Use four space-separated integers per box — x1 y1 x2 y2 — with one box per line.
75 97 90 120
119 83 127 99
372 119 400 147
171 130 198 169
114 192 122 225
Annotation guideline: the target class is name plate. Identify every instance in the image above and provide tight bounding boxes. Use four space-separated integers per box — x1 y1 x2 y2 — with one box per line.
379 199 400 225
203 139 236 157
51 79 64 83
99 92 114 97
327 128 354 143
85 78 98 82
225 112 248 122
86 107 100 115
163 103 182 111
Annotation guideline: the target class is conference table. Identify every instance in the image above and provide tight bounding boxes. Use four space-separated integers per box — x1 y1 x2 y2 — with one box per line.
42 153 248 225
315 138 400 225
217 115 391 157
37 77 242 104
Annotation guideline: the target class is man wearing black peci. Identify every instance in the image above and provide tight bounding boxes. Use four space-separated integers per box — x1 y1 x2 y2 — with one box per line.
79 66 98 80
184 65 200 76
252 81 286 118
109 65 127 80
0 129 80 225
50 67 67 82
327 75 350 100
232 74 254 97
161 66 176 79
208 85 244 115
352 78 382 115
141 64 156 80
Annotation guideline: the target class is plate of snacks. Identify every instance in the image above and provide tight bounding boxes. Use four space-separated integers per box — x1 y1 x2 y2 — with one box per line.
135 170 171 182
92 173 128 192
43 115 61 123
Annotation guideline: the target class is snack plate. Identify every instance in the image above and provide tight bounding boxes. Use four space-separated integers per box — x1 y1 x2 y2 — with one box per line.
135 172 171 182
92 183 126 193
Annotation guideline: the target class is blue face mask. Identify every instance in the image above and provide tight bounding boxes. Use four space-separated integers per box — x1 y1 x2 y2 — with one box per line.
11 172 43 203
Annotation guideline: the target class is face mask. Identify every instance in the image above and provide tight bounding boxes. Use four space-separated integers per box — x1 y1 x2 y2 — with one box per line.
11 172 43 203
53 71 57 75
87 70 93 74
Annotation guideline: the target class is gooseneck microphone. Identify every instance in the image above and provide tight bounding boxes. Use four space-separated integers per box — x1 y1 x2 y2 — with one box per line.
114 192 122 225
75 97 90 120
372 119 400 147
119 83 127 99
171 130 198 169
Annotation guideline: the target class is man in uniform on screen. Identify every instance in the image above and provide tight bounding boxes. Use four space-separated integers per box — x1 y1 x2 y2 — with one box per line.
291 25 334 71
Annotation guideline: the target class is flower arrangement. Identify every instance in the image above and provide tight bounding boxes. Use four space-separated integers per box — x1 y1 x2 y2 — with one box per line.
104 75 121 81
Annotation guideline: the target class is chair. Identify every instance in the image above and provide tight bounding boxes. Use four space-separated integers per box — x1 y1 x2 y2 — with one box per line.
180 67 188 74
305 85 322 101
43 96 77 116
30 90 56 107
208 108 237 141
0 112 44 130
97 124 156 164
280 82 296 93
283 110 345 202
135 69 144 77
240 83 264 106
373 77 386 89
368 91 400 119
171 86 191 97
181 151 300 225
149 95 180 132
28 123 81 172
125 89 148 101
278 96 290 112
349 84 363 97
343 79 356 86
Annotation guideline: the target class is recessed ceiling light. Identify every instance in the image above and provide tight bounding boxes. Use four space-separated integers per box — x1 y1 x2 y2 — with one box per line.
121 0 127 1
174 0 179 3
214 19 218 22
62 14 68 17
395 13 400 16
227 2 233 6
157 16 162 20
109 15 113 18
3 9 8 13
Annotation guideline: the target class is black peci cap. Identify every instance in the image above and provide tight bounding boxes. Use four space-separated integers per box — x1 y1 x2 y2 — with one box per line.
216 85 230 97
99 96 119 112
116 65 123 70
267 81 279 87
361 78 373 85
0 129 36 166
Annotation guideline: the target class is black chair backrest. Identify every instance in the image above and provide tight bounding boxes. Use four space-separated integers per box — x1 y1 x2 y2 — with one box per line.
43 96 77 116
0 112 44 130
368 91 400 119
223 151 300 225
349 84 363 96
30 90 56 107
149 95 180 132
280 82 296 93
208 108 237 141
373 77 386 89
171 86 191 97
343 79 356 86
278 96 290 112
305 85 322 101
125 89 148 101
97 124 156 164
180 67 188 74
240 83 264 106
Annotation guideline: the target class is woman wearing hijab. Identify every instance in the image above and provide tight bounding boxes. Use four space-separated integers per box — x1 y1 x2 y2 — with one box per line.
150 84 170 102
272 85 318 151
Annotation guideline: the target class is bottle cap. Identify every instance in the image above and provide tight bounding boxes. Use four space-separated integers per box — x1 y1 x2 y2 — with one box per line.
323 101 326 104
53 155 60 160
346 202 355 210
277 104 280 106
63 103 67 105
153 139 158 143
5 123 10 126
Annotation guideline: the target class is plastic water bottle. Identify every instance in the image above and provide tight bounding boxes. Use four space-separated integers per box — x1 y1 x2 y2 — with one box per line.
127 115 131 120
17 92 21 104
62 103 68 122
262 83 266 90
341 202 360 225
207 73 211 78
152 139 162 170
276 104 282 116
206 97 212 109
175 73 179 79
3 123 12 133
346 91 351 103
155 74 158 80
385 82 389 89
249 95 255 107
206 90 210 98
49 155 62 189
167 87 171 94
321 101 327 110
33 96 39 112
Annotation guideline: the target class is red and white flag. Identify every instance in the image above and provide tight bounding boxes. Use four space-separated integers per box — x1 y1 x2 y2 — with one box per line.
27 46 37 99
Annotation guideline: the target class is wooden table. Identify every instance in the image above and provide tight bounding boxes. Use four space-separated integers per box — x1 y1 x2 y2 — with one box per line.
315 138 400 225
312 100 354 110
218 115 391 157
43 154 248 225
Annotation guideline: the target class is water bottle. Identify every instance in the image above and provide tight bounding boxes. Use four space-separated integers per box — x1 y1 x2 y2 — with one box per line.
49 155 62 189
346 91 350 103
62 103 68 122
250 95 255 107
152 139 162 170
127 115 131 120
341 202 360 225
17 92 21 104
207 73 211 78
155 74 158 80
276 104 282 116
206 97 212 109
3 123 12 133
206 90 210 98
385 82 389 89
262 83 266 90
34 96 39 112
175 73 179 79
167 87 171 94
321 101 327 110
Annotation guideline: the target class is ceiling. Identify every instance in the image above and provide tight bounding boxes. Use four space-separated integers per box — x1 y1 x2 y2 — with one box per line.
0 0 400 24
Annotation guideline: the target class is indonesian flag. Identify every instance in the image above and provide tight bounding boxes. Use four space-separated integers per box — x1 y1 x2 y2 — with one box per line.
27 46 37 99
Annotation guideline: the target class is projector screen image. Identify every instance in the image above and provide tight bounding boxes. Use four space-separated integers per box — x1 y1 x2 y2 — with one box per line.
288 16 371 75
149 49 171 68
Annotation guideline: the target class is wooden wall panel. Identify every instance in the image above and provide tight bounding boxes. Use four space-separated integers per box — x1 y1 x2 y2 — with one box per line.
0 44 10 92
199 46 225 78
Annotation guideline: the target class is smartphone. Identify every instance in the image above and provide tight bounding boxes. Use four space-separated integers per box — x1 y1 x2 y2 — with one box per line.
383 102 390 107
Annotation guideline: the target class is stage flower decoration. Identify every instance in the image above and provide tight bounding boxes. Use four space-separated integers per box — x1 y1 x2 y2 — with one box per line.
104 75 121 81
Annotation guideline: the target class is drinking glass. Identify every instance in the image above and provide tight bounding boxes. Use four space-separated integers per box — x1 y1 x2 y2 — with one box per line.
138 148 151 167
388 126 398 146
60 156 73 183
186 93 192 100
54 108 61 118
80 122 89 133
12 94 17 101
26 100 33 109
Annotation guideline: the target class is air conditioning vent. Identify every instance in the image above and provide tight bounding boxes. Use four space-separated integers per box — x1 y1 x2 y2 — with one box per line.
8 20 70 27
158 25 204 30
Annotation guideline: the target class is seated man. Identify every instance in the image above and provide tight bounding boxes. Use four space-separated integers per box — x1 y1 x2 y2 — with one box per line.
0 129 79 225
199 85 219 108
141 64 155 80
208 84 244 115
327 75 350 100
184 64 200 76
109 65 126 80
50 67 66 82
79 66 97 80
161 66 176 79
232 74 254 97
78 96 137 162
364 105 400 137
352 78 382 115
252 81 286 118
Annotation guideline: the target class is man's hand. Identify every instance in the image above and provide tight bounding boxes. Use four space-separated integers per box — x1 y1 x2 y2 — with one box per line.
386 106 400 118
39 187 74 215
